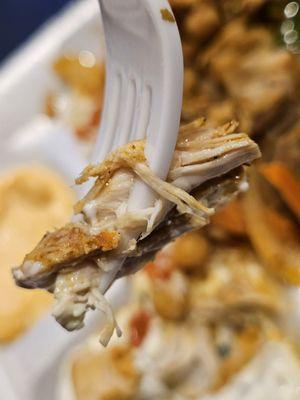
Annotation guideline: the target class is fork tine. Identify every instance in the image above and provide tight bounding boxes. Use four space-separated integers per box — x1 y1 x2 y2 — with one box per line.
113 75 137 148
92 69 122 163
130 77 141 141
132 83 152 141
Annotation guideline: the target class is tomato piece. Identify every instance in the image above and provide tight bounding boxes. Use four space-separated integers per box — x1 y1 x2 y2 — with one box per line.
129 309 151 347
260 162 300 219
145 251 175 281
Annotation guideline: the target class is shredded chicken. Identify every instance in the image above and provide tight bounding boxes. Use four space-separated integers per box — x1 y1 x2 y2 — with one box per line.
13 119 260 345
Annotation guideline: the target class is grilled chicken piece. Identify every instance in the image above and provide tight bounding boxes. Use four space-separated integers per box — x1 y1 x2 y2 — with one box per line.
14 119 260 345
15 227 120 289
202 21 295 135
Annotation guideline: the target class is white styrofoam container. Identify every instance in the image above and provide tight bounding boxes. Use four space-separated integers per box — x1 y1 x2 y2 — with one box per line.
0 1 130 399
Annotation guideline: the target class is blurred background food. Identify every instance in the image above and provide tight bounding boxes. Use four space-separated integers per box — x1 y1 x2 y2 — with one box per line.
45 54 105 141
0 0 300 399
62 242 291 399
0 165 74 342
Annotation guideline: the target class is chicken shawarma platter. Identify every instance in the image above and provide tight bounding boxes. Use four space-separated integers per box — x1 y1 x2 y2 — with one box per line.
4 0 300 398
13 118 260 345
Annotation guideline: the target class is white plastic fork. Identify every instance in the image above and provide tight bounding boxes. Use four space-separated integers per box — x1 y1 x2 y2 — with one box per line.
92 0 183 209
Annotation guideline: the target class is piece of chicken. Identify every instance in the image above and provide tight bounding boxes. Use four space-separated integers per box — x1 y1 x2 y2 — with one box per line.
13 119 260 345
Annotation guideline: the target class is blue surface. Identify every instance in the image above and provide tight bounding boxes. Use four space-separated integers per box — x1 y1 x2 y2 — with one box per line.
0 0 72 62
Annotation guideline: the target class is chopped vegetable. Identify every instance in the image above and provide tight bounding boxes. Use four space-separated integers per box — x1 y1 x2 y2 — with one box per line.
260 162 300 219
211 200 247 236
129 309 151 347
243 169 300 284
